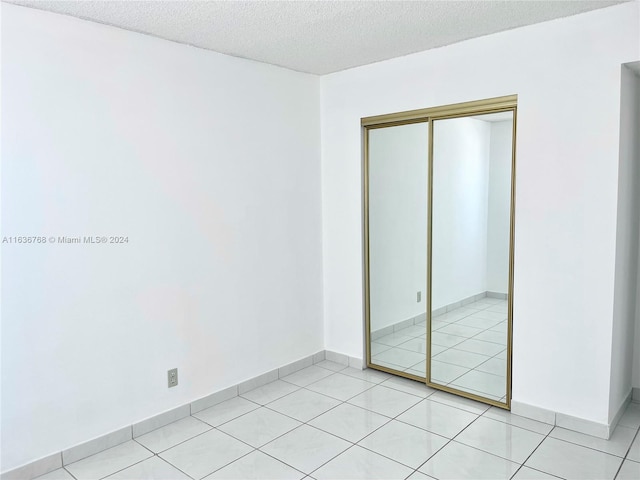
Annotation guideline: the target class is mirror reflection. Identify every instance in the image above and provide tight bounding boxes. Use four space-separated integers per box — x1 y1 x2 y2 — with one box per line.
368 122 428 378
429 111 513 401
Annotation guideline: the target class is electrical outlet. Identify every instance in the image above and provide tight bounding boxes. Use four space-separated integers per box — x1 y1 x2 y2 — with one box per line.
168 368 178 388
417 291 422 302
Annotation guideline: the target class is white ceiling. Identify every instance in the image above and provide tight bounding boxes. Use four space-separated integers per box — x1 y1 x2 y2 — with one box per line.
4 0 629 75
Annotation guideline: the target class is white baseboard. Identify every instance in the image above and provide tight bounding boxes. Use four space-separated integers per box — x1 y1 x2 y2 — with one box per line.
62 425 132 465
512 392 633 440
556 412 609 439
1 349 329 480
325 349 363 369
190 385 238 415
133 404 191 438
605 389 633 438
0 453 62 480
511 400 556 425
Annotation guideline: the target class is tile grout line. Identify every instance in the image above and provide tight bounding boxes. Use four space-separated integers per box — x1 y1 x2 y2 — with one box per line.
433 323 508 397
156 368 381 479
250 371 384 477
153 422 261 479
411 404 488 476
304 386 429 480
91 442 156 480
224 369 405 477
75 371 455 478
61 466 78 480
255 449 316 479
506 403 640 479
424 411 547 477
346 385 447 473
150 359 348 444
400 391 569 479
546 425 640 459
374 298 508 394
151 453 197 480
480 408 554 436
58 358 637 480
64 363 621 480
507 422 562 480
72 364 635 480
305 444 360 478
356 388 498 477
29 354 331 480
612 426 640 479
79 363 338 479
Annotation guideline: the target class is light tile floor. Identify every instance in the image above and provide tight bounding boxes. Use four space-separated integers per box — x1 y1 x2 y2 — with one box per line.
372 297 508 400
37 363 640 480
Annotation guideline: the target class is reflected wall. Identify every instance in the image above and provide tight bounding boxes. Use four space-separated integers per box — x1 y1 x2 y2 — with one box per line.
429 111 514 403
368 122 428 378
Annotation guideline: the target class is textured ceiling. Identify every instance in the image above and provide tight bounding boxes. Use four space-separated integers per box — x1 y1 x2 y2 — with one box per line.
3 0 628 74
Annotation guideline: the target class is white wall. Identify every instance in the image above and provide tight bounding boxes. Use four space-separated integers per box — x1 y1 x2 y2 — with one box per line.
321 2 639 425
486 120 513 294
369 123 428 331
431 117 490 309
632 65 640 394
610 63 640 420
1 4 322 471
615 63 640 397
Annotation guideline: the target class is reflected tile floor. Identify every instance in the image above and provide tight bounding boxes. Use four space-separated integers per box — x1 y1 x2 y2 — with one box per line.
37 367 640 480
372 297 508 400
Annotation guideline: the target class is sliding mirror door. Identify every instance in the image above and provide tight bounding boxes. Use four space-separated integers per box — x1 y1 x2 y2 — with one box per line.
428 110 515 407
365 122 429 380
364 95 516 407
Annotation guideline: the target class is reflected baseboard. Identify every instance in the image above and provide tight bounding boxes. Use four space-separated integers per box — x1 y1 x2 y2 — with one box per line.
371 312 426 340
371 290 509 339
434 290 508 317
487 291 508 300
432 291 488 317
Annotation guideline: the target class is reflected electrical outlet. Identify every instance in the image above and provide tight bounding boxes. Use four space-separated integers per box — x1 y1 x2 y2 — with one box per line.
417 291 421 302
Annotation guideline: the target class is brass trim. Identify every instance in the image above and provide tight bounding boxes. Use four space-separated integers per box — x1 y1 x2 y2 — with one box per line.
426 119 434 384
363 126 372 368
428 107 515 123
362 121 428 382
506 106 518 410
366 118 429 130
361 95 517 127
362 95 517 409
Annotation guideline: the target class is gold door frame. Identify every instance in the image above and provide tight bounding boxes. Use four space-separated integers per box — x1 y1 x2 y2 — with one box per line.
362 95 517 409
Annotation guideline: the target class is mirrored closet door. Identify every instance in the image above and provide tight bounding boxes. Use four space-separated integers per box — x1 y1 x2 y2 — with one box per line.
365 121 430 381
363 96 516 409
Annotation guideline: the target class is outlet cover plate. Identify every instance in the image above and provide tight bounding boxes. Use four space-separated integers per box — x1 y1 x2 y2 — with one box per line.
168 368 178 388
